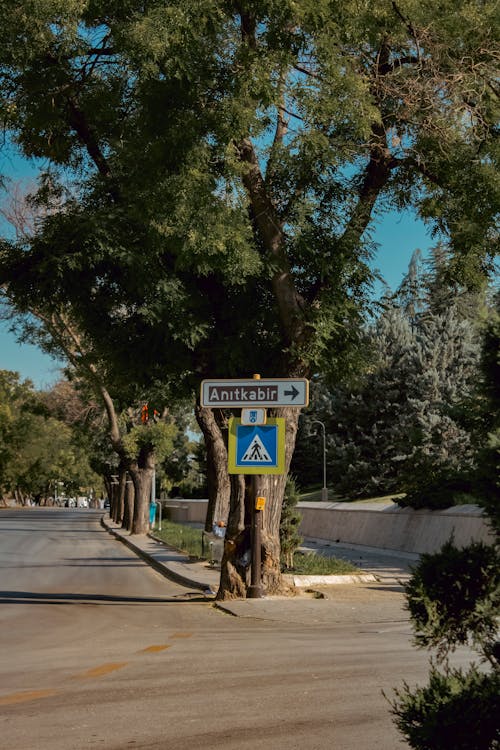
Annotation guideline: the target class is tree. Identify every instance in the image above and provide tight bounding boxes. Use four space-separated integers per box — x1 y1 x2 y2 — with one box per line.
389 540 500 748
389 289 500 749
0 370 101 504
475 290 500 533
1 1 498 596
295 249 490 506
0 370 35 502
0 180 187 533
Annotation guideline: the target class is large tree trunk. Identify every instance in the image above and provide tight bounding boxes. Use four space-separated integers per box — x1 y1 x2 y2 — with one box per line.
217 474 249 599
122 473 135 531
112 465 127 525
216 407 301 599
195 405 231 531
129 445 155 535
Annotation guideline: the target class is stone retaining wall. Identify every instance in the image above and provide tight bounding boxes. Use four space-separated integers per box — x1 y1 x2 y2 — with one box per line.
297 502 495 554
161 498 494 554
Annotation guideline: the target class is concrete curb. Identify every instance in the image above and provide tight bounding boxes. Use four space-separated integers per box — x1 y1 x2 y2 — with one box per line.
284 573 377 587
101 516 381 596
101 518 213 593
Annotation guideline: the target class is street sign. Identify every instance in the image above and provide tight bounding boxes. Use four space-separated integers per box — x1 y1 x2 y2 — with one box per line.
241 408 267 425
228 418 286 475
201 378 309 408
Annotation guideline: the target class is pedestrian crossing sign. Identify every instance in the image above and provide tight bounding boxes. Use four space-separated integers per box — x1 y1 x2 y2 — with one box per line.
228 418 286 475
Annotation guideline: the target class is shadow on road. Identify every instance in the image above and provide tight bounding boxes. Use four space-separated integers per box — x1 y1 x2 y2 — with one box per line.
0 590 211 605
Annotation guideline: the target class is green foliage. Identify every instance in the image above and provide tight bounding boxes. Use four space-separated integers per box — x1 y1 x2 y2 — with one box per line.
156 517 358 574
391 665 500 750
475 292 500 534
0 370 101 500
279 475 303 569
405 541 500 658
391 523 500 748
121 420 177 463
0 0 498 585
290 552 358 576
295 251 493 507
154 519 204 559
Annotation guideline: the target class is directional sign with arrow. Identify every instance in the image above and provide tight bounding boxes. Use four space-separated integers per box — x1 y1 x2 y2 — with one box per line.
201 378 309 408
228 418 286 475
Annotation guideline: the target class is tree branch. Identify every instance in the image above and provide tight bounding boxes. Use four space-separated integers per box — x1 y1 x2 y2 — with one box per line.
33 307 124 456
66 97 113 180
236 137 307 347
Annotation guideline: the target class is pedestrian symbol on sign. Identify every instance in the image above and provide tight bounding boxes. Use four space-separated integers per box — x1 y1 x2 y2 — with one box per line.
241 434 272 463
228 418 285 475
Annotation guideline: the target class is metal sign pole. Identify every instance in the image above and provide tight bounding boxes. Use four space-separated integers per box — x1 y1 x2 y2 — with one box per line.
247 475 263 599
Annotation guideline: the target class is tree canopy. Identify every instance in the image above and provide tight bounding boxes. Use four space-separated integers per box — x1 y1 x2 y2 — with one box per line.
0 0 498 588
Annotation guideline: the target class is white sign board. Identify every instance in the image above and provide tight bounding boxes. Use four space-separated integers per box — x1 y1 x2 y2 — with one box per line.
201 378 309 408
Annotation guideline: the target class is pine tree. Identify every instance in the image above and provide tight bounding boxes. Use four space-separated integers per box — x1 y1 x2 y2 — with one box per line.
296 251 486 505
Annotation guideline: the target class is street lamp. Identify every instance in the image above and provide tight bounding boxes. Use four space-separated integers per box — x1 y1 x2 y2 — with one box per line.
310 420 328 502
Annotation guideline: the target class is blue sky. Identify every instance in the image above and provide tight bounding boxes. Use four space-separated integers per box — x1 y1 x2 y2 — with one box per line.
0 150 434 390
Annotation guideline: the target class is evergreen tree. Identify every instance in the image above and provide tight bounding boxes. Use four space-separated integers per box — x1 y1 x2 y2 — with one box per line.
297 252 486 505
389 288 500 750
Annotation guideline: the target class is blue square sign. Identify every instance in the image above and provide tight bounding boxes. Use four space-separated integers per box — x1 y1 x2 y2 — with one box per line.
228 418 285 475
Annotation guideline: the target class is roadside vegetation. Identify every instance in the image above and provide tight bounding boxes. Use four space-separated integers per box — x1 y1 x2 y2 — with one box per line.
153 519 358 575
387 300 500 749
0 3 497 740
293 254 499 513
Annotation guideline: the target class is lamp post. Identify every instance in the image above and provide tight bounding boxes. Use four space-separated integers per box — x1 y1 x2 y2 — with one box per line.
311 420 328 502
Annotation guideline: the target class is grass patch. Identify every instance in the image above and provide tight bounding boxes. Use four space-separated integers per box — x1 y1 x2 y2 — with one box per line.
283 552 359 575
154 521 360 576
298 489 405 504
153 520 204 559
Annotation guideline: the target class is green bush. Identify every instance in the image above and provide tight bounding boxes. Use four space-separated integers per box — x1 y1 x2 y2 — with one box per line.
405 541 500 657
280 475 303 569
391 666 500 750
396 474 478 510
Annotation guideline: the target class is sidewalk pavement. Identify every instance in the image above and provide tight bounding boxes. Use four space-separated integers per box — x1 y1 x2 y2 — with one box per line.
101 516 418 620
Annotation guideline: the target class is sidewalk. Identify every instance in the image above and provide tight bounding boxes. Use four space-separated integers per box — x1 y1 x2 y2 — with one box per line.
101 516 417 619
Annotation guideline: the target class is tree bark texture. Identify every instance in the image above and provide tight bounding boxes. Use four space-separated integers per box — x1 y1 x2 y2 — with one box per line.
217 473 249 600
216 407 300 598
195 405 230 531
122 474 134 531
112 467 127 525
128 445 155 535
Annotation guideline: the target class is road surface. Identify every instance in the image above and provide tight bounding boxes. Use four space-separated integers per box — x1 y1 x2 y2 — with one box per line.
0 507 448 750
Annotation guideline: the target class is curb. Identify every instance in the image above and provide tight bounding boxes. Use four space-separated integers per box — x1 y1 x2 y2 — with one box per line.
284 573 377 587
101 517 213 593
101 517 380 595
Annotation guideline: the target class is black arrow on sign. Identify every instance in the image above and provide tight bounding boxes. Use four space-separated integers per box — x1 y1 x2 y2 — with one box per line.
284 385 299 400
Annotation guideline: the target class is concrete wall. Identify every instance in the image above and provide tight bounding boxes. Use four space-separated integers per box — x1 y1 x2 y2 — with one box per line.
161 499 208 524
161 498 495 555
297 502 495 554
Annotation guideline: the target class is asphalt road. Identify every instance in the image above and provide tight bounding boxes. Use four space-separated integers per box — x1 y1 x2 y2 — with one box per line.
0 507 453 750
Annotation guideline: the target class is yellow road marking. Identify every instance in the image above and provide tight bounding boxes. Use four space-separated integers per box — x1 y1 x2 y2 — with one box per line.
171 632 193 639
0 689 58 706
73 662 128 679
139 644 171 653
